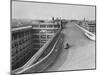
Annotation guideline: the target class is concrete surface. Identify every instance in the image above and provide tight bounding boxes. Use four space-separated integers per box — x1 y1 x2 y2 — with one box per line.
46 22 95 71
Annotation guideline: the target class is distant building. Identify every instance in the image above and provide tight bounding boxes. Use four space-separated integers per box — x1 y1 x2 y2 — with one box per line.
79 18 96 34
32 22 61 47
88 21 96 34
81 18 89 30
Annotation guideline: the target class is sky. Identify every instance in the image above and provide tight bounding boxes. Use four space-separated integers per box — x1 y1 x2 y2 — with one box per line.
12 1 95 20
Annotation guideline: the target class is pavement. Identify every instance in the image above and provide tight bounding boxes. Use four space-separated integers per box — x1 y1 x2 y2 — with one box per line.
46 22 95 71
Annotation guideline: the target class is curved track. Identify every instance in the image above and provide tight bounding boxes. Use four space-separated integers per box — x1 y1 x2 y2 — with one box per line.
46 22 95 71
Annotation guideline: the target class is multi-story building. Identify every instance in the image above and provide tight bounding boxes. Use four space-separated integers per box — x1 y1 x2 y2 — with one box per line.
88 21 96 34
79 18 96 34
11 21 61 70
32 22 61 47
11 25 36 70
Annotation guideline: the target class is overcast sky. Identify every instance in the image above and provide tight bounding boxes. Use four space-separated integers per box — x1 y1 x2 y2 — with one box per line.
12 1 95 20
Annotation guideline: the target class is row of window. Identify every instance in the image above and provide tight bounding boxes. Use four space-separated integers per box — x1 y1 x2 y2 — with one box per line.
47 30 54 33
32 25 60 28
32 29 57 35
40 35 52 39
12 30 32 41
12 30 33 56
12 35 32 49
12 39 33 56
12 42 34 64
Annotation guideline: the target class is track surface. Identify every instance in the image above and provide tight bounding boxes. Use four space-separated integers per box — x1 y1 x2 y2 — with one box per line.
46 22 95 71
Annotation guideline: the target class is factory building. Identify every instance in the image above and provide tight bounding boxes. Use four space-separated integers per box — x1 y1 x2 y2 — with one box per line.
11 21 61 70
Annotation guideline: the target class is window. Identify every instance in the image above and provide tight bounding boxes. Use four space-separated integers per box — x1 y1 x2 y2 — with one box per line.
13 33 17 40
41 40 47 43
47 25 53 28
40 25 46 28
54 25 59 28
12 34 15 40
12 43 14 49
33 25 39 28
47 35 52 39
19 40 21 45
22 32 24 37
41 35 46 38
14 42 18 47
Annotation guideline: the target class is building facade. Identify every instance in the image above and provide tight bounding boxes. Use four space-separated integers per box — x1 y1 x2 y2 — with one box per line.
32 22 61 47
11 21 61 70
11 26 37 70
88 21 96 34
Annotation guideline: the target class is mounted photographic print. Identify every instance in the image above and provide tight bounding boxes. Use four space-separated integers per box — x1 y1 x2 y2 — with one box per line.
11 0 96 74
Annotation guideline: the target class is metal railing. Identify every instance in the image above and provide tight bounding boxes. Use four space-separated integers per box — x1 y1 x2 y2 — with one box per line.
75 23 95 41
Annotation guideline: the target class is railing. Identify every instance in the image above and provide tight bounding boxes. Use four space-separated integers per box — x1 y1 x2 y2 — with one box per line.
75 23 95 41
12 29 63 74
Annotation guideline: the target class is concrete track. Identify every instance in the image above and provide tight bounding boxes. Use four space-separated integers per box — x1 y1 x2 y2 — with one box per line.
46 22 95 71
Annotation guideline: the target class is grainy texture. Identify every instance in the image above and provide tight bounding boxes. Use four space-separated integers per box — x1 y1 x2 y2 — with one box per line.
47 22 95 71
